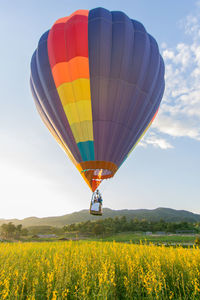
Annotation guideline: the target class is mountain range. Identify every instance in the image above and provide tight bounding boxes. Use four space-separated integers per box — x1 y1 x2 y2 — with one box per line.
0 207 200 228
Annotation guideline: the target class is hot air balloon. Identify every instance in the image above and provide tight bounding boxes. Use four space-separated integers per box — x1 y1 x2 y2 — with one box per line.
30 8 165 214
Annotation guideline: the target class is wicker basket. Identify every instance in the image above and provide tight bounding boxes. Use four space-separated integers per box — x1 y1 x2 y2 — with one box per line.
90 203 102 216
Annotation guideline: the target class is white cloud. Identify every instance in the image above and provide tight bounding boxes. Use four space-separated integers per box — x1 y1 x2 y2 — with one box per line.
144 134 173 150
153 115 200 141
163 49 175 60
144 4 200 147
139 132 173 150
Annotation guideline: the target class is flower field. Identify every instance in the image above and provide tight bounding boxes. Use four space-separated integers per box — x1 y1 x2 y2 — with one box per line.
0 241 200 299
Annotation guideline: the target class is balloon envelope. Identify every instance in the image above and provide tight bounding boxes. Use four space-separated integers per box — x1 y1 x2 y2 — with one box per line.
30 8 165 191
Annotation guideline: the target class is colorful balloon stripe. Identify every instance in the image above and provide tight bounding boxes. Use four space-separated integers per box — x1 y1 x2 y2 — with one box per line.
48 12 89 68
48 10 95 162
52 57 89 87
70 121 93 143
57 79 91 105
77 141 95 161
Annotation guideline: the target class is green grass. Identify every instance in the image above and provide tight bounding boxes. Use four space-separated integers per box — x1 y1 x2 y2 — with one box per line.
95 232 196 244
13 232 198 245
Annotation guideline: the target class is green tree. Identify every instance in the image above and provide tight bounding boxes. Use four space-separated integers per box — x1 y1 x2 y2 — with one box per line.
1 222 16 239
92 223 105 235
15 224 22 239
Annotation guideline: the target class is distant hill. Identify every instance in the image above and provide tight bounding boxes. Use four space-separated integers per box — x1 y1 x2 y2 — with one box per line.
0 207 200 228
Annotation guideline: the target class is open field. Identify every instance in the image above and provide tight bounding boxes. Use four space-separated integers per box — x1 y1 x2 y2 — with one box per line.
97 232 197 244
16 231 198 246
0 241 200 299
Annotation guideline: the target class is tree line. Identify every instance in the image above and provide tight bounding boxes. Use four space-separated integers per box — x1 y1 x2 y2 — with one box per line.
1 218 199 240
63 217 200 236
0 222 28 239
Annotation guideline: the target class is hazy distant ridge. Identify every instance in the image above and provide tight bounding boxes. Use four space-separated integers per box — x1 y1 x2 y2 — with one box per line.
0 207 200 228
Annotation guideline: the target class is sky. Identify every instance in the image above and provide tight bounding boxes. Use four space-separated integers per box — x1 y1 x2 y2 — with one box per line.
0 0 200 219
